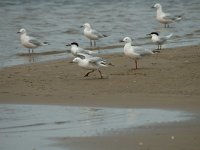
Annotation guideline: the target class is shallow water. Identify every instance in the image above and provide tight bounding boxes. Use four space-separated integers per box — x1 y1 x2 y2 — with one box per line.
0 0 200 67
0 104 194 150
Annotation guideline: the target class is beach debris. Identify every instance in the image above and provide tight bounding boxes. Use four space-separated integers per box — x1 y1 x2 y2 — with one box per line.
138 141 143 146
171 136 175 140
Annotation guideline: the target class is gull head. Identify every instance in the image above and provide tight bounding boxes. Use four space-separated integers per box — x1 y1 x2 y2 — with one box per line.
152 3 161 9
150 32 159 37
82 23 91 29
17 28 26 34
123 37 132 43
66 42 79 47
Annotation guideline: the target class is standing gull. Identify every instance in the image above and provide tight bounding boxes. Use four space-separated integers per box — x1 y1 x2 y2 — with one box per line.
147 32 173 50
81 23 107 47
123 37 154 69
66 42 97 56
72 53 112 79
17 28 48 54
152 3 182 28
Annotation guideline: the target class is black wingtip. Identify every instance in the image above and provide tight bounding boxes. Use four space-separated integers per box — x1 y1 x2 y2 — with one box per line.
152 49 161 53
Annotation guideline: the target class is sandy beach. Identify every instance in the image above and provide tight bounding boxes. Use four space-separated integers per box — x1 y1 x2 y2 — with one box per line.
0 45 200 150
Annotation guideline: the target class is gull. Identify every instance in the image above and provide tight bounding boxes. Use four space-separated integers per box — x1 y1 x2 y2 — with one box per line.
147 32 173 50
123 37 154 70
66 42 97 56
81 23 107 47
152 3 182 28
72 53 112 79
17 28 48 54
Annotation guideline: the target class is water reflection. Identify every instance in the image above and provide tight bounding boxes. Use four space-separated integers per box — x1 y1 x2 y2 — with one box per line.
0 104 194 150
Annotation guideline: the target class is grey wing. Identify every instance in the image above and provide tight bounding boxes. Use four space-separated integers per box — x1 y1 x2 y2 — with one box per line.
78 47 94 55
88 56 103 63
91 29 105 38
134 46 153 56
88 56 108 67
159 36 168 43
29 38 42 46
163 15 180 21
76 53 93 59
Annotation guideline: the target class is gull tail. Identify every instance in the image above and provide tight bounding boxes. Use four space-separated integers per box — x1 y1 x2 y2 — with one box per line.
152 49 161 53
174 16 182 21
85 50 98 55
42 42 49 45
103 34 109 38
100 60 114 67
174 13 184 22
166 33 173 39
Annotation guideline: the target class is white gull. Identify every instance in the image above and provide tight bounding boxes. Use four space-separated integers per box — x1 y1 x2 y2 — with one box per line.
81 23 107 47
72 53 112 79
152 3 182 28
123 37 154 70
17 28 48 54
66 42 97 56
147 32 173 50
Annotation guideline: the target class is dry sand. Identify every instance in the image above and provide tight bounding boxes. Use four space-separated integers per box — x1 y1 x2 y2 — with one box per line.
0 45 200 150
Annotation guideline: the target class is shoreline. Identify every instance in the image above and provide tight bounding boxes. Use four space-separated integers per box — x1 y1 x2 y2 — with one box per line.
0 45 200 109
1 44 200 150
0 43 197 70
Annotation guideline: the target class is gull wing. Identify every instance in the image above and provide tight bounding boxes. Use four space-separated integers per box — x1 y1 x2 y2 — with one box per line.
159 33 173 41
134 46 154 56
76 53 93 59
91 29 105 38
29 38 42 46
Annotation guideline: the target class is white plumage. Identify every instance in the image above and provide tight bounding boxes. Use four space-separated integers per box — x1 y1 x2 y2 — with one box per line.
152 3 182 28
123 37 154 69
72 53 111 78
66 42 97 56
81 23 107 47
17 28 48 54
148 32 173 50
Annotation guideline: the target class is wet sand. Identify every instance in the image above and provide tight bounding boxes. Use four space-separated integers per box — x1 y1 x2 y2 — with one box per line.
0 45 200 150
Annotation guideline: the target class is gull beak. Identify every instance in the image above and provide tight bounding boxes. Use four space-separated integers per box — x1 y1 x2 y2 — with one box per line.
17 31 20 34
119 39 124 42
151 6 155 8
80 25 84 28
66 44 71 46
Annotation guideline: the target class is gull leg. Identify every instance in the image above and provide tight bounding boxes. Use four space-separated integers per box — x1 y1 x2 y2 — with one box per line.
98 69 103 79
90 40 92 46
32 49 34 53
84 70 94 77
167 24 170 28
94 40 96 47
28 49 30 54
134 60 138 70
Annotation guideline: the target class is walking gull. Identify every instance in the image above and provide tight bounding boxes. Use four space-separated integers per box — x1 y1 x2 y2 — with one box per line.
72 53 113 79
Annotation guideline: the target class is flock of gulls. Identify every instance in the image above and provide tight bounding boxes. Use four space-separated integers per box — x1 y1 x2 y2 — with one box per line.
17 3 182 79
